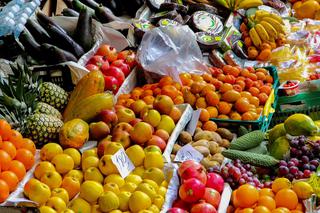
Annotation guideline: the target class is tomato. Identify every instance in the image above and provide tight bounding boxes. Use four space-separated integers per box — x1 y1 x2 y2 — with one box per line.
87 55 107 67
203 188 221 208
111 59 131 77
96 45 118 62
191 201 217 213
101 66 125 85
117 50 136 68
179 178 205 203
104 76 120 94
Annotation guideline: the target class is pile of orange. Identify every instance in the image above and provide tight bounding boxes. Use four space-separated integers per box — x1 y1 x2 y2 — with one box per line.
0 119 36 203
240 23 286 61
228 179 305 213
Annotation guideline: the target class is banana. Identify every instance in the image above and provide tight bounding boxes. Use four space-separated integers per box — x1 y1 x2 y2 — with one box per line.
238 0 263 9
254 24 269 42
260 20 278 39
254 10 284 24
249 27 262 48
262 17 285 34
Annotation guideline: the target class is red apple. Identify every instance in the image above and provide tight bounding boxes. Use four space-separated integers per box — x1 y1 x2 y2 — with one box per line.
103 66 125 85
129 118 142 127
87 55 106 67
111 59 131 77
85 64 99 72
146 135 166 151
99 109 118 126
97 139 112 158
117 50 136 68
96 44 118 62
104 76 120 94
112 130 131 149
206 173 224 194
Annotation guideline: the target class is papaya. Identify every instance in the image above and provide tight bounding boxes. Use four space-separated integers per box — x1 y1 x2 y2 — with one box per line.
268 136 290 160
295 0 320 19
284 114 318 136
59 118 89 149
268 123 286 143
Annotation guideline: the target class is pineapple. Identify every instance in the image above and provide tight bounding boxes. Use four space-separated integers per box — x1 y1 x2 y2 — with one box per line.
39 82 68 111
34 102 62 119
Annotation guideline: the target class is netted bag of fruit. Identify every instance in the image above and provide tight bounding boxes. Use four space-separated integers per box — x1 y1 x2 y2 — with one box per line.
307 173 320 198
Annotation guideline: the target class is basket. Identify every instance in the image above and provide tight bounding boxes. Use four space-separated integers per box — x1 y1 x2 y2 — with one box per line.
210 66 280 132
32 64 74 92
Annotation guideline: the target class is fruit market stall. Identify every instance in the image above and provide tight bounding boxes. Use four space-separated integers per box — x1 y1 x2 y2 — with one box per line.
1 0 320 212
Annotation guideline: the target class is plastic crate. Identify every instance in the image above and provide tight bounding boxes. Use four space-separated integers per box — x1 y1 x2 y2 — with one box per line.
210 66 280 132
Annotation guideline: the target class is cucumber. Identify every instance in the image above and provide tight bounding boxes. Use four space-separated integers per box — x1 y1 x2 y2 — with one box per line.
222 149 278 167
230 130 265 150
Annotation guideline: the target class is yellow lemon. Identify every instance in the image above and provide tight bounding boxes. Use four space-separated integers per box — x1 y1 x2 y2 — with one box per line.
129 191 152 212
149 204 160 213
292 181 314 199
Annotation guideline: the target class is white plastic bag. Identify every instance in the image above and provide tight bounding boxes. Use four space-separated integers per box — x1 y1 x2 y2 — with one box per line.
137 26 208 82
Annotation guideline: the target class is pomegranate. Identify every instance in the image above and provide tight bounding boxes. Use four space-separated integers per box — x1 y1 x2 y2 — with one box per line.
203 188 221 209
178 160 203 176
179 178 205 203
172 199 191 211
166 208 188 213
206 173 224 194
191 201 217 213
181 165 207 184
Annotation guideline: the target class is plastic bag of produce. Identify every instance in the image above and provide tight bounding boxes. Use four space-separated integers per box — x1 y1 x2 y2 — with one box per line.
137 25 208 82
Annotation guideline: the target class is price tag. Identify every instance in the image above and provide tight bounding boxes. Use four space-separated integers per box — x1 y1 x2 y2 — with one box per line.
185 109 201 135
174 144 204 163
111 148 135 178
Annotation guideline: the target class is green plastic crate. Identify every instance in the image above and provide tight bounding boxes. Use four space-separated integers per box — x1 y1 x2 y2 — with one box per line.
210 66 279 132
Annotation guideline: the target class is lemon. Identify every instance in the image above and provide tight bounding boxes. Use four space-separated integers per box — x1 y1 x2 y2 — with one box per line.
292 181 314 199
158 186 167 198
126 145 145 166
272 178 292 193
136 183 157 200
121 182 137 192
148 204 160 213
104 174 125 188
144 152 164 169
143 179 159 192
129 191 152 212
125 174 143 185
132 166 145 177
103 182 120 194
118 191 131 211
152 195 164 209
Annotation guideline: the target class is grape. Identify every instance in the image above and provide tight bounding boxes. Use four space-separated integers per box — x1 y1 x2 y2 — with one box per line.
247 177 253 182
304 170 311 178
301 146 309 152
310 165 316 171
302 164 310 170
278 166 289 176
234 159 241 164
301 156 309 163
310 160 319 167
264 181 272 188
286 173 294 181
287 162 295 168
290 158 299 166
253 177 260 185
244 164 251 170
240 167 247 174
239 178 246 185
233 168 241 181
297 171 304 179
247 171 253 177
221 167 229 178
290 139 299 147
242 173 249 180
289 166 299 175
226 177 233 183
279 160 287 167
248 182 255 186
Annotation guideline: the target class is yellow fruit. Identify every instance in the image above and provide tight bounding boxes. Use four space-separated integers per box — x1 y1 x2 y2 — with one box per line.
63 148 81 169
109 210 122 213
34 161 56 179
125 174 143 185
51 188 69 204
284 114 318 136
69 197 91 213
129 191 152 212
143 179 159 192
39 206 57 213
126 145 145 167
61 209 75 213
272 178 292 193
84 167 104 183
149 204 160 213
118 191 132 211
132 166 145 177
98 191 119 212
143 167 165 185
153 195 164 209
40 171 62 189
121 182 137 192
161 181 168 187
104 142 123 155
296 0 320 19
82 156 99 171
104 174 125 188
65 170 83 183
51 154 74 174
104 182 120 194
292 181 314 199
80 181 104 203
82 148 97 160
144 152 164 169
40 143 63 161
46 196 67 212
91 204 102 213
136 183 157 200
158 186 167 198
98 155 119 176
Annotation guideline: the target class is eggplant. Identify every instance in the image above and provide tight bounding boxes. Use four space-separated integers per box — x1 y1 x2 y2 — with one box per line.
72 0 96 17
19 28 42 59
74 7 93 51
36 12 67 34
95 0 123 16
95 5 121 23
63 0 74 8
44 23 85 58
122 0 143 17
41 43 78 64
62 8 79 17
25 19 51 44
79 0 99 9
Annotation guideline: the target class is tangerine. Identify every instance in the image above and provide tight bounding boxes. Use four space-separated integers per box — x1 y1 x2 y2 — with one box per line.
218 101 232 115
230 112 242 120
217 114 229 119
223 65 234 74
202 73 213 83
141 89 153 98
217 74 226 82
207 106 219 118
0 150 11 171
15 149 34 170
1 141 16 159
220 83 233 93
253 206 271 213
232 190 240 208
161 85 178 99
225 75 236 84
0 179 9 202
173 96 184 104
199 109 210 122
153 88 162 96
259 188 274 198
0 171 19 192
158 76 173 88
191 74 203 82
249 96 260 107
241 91 252 99
169 107 182 123
258 195 276 210
206 91 220 106
275 189 298 210
61 176 80 199
196 97 207 109
7 130 23 149
202 121 218 131
234 84 244 92
142 96 155 105
265 76 273 84
20 139 36 155
190 82 206 94
241 69 250 77
236 184 259 208
222 90 241 103
256 72 266 81
201 84 216 96
0 120 11 141
8 160 26 181
259 86 272 95
242 112 257 121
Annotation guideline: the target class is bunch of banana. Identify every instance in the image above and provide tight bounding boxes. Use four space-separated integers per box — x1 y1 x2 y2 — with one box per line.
248 10 285 48
214 0 263 11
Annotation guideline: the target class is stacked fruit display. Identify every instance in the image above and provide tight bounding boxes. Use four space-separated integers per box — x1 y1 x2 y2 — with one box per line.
229 178 313 212
0 119 36 203
241 10 286 61
24 142 169 212
167 160 225 213
291 0 320 20
85 45 136 94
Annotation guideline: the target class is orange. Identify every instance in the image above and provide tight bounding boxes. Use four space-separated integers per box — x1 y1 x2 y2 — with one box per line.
169 106 182 123
235 98 250 113
118 94 131 100
61 176 80 199
1 141 16 159
249 96 260 107
161 85 178 99
202 121 218 131
197 121 203 128
241 69 250 77
230 112 242 120
220 83 233 93
180 73 192 86
245 37 252 47
153 88 162 96
126 99 135 108
232 190 240 208
256 72 266 81
158 76 173 88
223 65 234 74
7 130 23 149
275 189 298 210
173 96 184 104
15 149 34 170
222 90 241 103
0 171 19 192
131 89 143 100
141 89 153 98
217 74 226 82
259 188 274 198
240 208 254 213
117 99 126 106
249 87 260 97
272 178 291 193
258 196 276 210
0 179 9 203
290 211 303 213
0 120 11 141
20 139 36 155
258 93 269 105
217 101 232 115
207 106 218 118
191 74 203 82
0 150 11 171
201 84 216 96
190 81 206 94
254 206 271 213
199 109 210 122
206 91 220 106
142 95 155 105
236 184 259 208
7 160 26 181
248 73 258 81
196 97 207 109
259 86 272 95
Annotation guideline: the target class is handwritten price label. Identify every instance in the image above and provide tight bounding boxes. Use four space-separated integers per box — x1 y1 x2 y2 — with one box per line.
111 148 135 178
174 144 203 162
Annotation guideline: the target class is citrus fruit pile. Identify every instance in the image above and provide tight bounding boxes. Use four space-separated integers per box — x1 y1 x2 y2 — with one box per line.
0 119 36 203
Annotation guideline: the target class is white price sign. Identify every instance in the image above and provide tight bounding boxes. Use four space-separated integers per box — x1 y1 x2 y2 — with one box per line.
111 148 135 178
174 144 204 162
